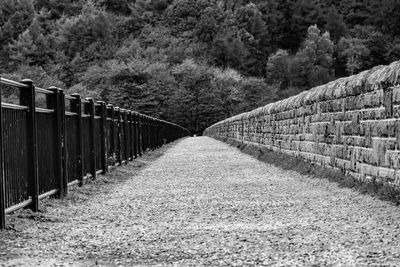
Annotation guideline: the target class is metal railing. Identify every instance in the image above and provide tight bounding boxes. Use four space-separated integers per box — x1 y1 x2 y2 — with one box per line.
0 78 191 229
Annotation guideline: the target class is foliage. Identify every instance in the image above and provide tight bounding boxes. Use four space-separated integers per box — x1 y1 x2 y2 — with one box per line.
1 0 399 133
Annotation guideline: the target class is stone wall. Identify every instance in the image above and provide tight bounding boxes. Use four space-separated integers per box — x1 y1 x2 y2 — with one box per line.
204 61 400 190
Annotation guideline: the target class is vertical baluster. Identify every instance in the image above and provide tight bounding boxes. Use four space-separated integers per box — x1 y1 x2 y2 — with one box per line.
128 111 133 161
71 94 83 186
47 87 67 197
122 109 128 164
115 107 121 165
97 102 107 174
107 105 114 166
133 112 138 158
84 98 96 180
20 79 39 212
138 114 142 157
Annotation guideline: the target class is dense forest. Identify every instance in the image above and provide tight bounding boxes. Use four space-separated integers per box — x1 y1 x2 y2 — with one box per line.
1 0 400 133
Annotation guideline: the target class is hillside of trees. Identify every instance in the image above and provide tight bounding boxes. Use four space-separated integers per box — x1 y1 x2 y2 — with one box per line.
1 0 400 133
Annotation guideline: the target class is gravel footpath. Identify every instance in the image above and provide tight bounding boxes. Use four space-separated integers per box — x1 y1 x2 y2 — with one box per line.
1 136 400 266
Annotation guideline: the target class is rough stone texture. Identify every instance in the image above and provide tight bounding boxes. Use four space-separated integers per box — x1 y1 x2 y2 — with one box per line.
204 61 400 190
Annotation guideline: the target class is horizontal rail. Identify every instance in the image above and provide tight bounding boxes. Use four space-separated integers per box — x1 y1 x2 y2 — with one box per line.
0 78 29 88
5 199 32 214
65 111 77 116
38 189 59 200
1 103 29 110
67 180 79 187
64 95 75 100
36 107 54 114
35 87 54 95
94 116 102 119
82 114 90 118
96 170 103 175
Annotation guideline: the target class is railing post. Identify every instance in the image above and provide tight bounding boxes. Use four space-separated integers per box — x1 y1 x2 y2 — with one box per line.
115 107 121 164
122 109 128 164
133 112 138 158
144 116 148 152
107 104 114 165
140 115 145 154
150 119 154 150
0 78 5 230
47 87 67 197
60 89 67 194
20 79 39 212
84 98 96 180
97 101 107 174
128 111 133 161
71 94 83 186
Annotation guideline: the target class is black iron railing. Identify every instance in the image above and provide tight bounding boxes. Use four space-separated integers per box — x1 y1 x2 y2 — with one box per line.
0 77 191 229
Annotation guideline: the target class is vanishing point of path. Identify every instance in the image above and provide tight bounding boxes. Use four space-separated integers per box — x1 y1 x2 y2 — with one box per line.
1 137 400 266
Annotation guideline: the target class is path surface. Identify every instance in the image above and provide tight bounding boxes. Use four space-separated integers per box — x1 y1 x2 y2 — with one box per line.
1 137 400 266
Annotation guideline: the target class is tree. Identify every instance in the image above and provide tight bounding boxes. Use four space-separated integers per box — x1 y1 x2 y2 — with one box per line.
0 0 35 70
170 59 217 133
290 0 322 51
267 49 289 86
194 6 225 43
338 37 370 75
55 2 113 60
165 0 213 34
8 15 54 66
267 25 334 89
211 30 248 70
34 0 84 19
235 3 266 41
349 25 391 69
324 6 348 42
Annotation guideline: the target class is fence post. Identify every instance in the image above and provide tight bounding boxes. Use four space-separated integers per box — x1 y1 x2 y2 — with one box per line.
97 102 107 174
122 109 128 164
141 115 144 153
157 120 160 148
60 89 67 195
0 78 5 230
139 114 143 156
133 112 138 158
71 94 83 186
20 79 39 212
144 116 147 152
84 98 96 180
115 107 121 164
107 104 114 165
150 119 153 150
128 111 133 161
47 87 67 197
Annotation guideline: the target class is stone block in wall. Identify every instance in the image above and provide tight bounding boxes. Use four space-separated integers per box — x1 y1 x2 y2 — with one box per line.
372 138 389 167
384 88 394 118
393 86 400 104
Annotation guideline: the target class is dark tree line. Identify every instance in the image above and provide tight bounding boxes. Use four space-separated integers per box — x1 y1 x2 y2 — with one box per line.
1 0 399 133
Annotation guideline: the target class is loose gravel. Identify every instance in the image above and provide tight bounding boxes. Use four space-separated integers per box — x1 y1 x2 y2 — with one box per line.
1 137 400 266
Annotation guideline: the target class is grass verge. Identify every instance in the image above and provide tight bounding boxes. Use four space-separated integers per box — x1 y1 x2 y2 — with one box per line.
218 137 400 206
